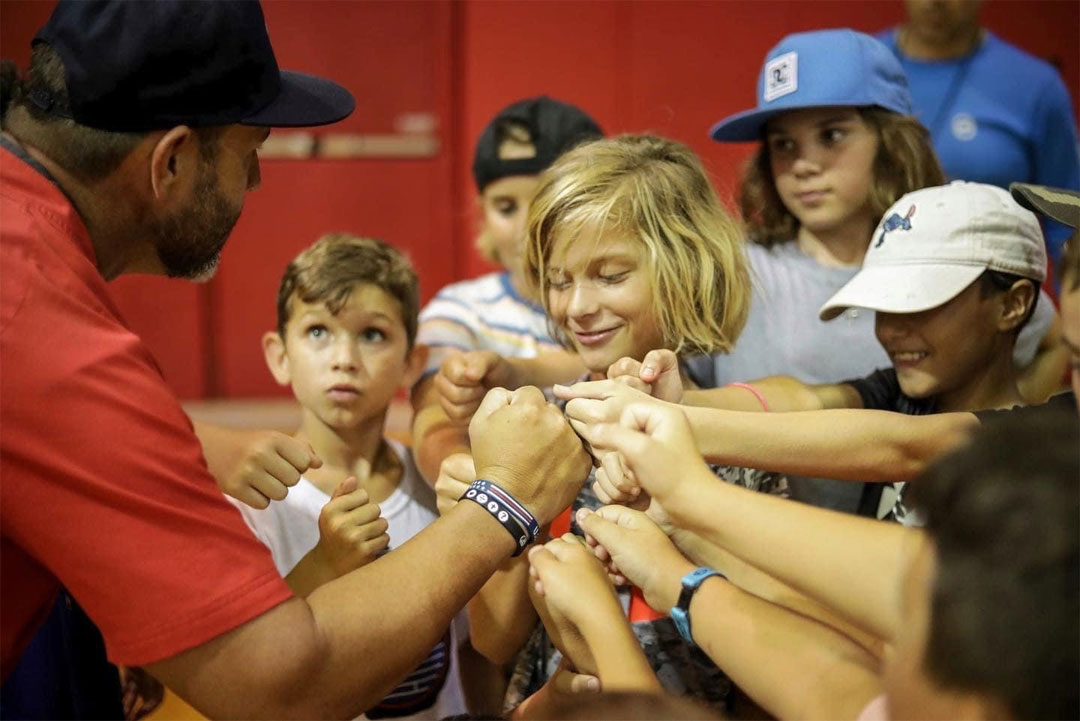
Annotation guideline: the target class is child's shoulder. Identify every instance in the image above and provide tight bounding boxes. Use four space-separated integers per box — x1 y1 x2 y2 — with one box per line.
430 271 510 304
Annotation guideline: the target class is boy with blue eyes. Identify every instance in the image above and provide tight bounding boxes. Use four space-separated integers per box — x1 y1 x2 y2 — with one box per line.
232 233 470 719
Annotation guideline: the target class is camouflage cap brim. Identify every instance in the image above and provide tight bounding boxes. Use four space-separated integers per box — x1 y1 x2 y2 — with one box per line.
1010 183 1080 229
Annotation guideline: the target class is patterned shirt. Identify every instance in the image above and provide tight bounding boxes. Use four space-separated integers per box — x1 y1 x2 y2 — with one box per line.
416 272 560 379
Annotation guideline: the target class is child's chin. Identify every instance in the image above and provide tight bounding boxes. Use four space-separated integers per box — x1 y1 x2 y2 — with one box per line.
895 373 937 400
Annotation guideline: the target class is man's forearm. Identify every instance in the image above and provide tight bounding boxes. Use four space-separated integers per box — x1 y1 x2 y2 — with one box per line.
150 501 515 719
683 406 979 482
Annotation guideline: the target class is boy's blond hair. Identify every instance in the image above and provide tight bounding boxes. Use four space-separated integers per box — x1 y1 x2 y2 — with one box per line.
525 134 750 356
276 233 419 349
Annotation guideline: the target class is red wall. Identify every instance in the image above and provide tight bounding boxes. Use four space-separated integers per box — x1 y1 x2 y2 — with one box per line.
3 0 1077 399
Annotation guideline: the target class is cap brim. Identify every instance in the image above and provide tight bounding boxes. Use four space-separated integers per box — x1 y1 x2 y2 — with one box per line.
710 102 869 142
709 107 788 142
819 263 985 320
1009 183 1080 229
241 70 355 128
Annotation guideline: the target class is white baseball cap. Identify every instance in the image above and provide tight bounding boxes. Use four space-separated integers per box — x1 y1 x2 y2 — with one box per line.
819 181 1047 321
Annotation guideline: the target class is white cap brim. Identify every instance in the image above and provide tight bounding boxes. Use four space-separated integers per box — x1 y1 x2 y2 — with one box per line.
819 263 986 320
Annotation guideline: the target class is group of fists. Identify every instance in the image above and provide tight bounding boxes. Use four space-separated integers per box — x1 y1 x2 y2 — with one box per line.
432 348 724 688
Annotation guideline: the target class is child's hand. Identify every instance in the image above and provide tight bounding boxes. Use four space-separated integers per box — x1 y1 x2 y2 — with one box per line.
527 534 626 676
434 351 514 423
434 452 476 515
576 400 710 508
557 378 666 432
509 659 600 720
577 506 695 613
315 477 390 576
215 430 323 509
606 349 684 403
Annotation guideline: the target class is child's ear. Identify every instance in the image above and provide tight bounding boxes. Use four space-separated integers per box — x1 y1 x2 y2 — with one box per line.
400 342 430 390
262 331 291 386
998 279 1036 332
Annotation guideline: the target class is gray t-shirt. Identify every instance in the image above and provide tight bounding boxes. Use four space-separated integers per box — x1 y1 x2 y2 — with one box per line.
687 241 1054 512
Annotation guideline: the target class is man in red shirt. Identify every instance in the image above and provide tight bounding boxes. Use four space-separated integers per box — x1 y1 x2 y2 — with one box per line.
0 2 590 717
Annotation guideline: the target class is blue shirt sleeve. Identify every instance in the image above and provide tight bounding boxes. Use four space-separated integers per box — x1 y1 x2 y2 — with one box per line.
1031 71 1080 265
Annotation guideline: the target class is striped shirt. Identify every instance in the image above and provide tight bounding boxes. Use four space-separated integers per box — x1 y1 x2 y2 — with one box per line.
416 271 560 378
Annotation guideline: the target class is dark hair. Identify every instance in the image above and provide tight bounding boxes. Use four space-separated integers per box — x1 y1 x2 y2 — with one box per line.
275 234 419 349
909 410 1079 720
976 269 1040 333
3 44 221 180
740 108 944 247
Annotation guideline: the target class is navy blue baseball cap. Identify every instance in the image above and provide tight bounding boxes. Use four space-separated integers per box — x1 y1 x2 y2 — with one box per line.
31 0 354 132
710 29 912 143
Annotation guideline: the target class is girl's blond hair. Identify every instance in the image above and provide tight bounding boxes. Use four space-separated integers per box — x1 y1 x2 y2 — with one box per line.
526 134 750 356
741 109 944 246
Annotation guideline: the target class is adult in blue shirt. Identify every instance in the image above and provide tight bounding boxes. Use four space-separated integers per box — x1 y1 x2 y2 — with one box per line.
878 0 1079 266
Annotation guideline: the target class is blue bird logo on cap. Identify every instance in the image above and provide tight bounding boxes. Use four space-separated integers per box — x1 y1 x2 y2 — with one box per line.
874 205 916 248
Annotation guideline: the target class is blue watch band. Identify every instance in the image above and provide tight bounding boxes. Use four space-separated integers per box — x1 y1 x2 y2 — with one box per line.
670 567 726 645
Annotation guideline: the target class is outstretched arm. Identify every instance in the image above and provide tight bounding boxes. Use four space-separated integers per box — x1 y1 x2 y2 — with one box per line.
411 375 471 485
560 378 979 483
682 405 980 482
527 534 659 692
578 401 922 643
578 506 882 721
149 387 593 719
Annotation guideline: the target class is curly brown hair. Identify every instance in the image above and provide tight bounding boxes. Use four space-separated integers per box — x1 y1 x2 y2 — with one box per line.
740 109 944 247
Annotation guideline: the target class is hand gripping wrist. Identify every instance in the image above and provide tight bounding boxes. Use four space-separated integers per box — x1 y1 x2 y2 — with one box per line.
460 479 541 556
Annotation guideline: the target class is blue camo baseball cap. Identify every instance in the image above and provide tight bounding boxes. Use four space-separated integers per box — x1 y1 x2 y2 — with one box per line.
710 29 913 143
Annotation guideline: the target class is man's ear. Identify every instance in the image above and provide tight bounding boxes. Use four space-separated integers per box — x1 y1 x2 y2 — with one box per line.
149 125 196 201
400 342 429 390
262 331 291 386
998 279 1036 332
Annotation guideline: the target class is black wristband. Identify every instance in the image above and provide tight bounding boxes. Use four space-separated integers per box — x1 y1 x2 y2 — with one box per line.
461 482 531 555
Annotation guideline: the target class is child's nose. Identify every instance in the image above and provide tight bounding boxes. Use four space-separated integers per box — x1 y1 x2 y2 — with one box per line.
566 283 600 319
791 151 822 178
331 341 360 371
875 312 912 341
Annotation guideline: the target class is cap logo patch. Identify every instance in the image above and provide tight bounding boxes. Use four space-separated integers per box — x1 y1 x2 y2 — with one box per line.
874 205 916 248
764 52 798 102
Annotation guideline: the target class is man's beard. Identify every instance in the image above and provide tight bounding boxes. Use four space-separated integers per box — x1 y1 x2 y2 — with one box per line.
152 163 242 282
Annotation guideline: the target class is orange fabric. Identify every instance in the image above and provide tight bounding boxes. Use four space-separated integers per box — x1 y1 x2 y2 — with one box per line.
628 586 665 622
550 507 571 539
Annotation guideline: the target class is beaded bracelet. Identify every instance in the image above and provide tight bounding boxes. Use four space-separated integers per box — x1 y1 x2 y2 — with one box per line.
461 479 540 556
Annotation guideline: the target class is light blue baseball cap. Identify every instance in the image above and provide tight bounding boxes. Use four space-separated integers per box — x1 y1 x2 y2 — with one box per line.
710 29 913 143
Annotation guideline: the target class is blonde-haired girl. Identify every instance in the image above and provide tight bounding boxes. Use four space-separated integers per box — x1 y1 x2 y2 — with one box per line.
410 97 601 484
469 133 777 713
527 133 750 362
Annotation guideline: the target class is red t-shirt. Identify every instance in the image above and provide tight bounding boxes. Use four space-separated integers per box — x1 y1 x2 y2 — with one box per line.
0 146 293 677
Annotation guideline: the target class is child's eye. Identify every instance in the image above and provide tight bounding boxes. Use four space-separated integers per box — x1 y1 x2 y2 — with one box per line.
362 328 387 342
599 272 629 284
821 127 847 144
495 200 518 217
768 137 795 154
306 325 328 340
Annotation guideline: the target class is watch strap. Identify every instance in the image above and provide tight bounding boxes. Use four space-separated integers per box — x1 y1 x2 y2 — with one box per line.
670 566 726 645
